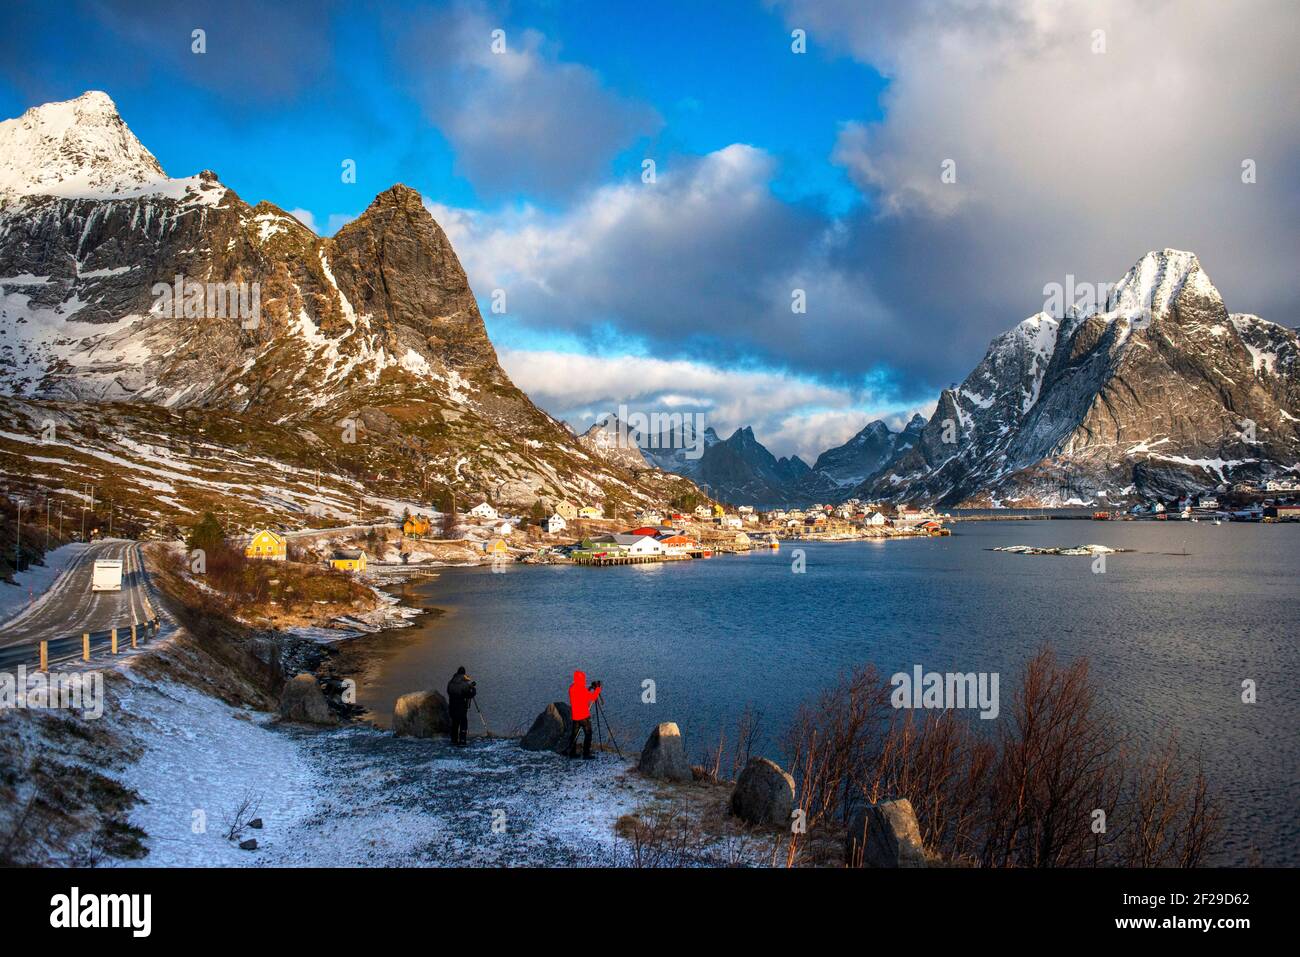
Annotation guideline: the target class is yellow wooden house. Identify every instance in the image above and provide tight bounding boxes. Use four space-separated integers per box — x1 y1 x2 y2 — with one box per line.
485 538 509 557
245 529 287 562
577 505 602 519
329 549 368 573
403 514 431 537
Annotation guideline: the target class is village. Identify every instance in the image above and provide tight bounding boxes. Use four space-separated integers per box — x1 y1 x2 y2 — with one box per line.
236 498 953 576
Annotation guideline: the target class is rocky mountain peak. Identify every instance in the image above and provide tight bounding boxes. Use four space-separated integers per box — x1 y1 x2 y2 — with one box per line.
1106 248 1210 319
854 249 1297 507
325 183 499 376
0 90 168 202
0 90 707 518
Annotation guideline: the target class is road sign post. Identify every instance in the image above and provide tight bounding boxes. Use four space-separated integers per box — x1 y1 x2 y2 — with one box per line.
82 632 90 661
110 628 118 654
39 640 47 672
131 623 137 648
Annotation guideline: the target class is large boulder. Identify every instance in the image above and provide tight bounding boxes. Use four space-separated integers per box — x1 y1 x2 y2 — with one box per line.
520 701 572 752
392 689 450 737
729 757 796 826
845 798 929 868
638 722 692 782
278 673 337 726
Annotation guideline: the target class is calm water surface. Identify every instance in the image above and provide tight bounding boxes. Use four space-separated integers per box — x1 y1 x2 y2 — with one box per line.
353 520 1299 865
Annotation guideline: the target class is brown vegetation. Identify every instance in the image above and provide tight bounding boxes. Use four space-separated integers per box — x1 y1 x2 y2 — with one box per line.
163 541 374 629
781 647 1222 867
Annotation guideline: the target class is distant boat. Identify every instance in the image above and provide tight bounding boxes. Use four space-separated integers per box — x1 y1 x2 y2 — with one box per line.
766 533 780 549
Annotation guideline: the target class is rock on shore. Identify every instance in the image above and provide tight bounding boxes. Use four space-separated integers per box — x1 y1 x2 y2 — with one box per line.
845 798 928 867
392 689 451 737
520 702 573 752
638 722 692 782
278 673 338 726
729 757 796 826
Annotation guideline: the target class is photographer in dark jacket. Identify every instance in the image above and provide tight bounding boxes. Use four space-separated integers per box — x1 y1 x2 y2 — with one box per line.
446 666 477 746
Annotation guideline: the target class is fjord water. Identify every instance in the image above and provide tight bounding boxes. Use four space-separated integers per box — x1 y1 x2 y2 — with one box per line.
356 521 1299 865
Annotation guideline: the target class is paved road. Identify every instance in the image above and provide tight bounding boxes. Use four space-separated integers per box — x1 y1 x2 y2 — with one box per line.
0 539 160 669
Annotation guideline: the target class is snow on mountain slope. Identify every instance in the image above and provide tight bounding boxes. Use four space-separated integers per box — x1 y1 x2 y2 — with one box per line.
0 91 209 204
0 92 704 520
858 250 1300 506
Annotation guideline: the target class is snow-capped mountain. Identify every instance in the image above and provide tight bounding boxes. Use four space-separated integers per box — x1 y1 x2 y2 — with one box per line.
855 249 1300 506
0 92 702 524
812 414 926 487
577 416 651 472
635 423 721 476
0 91 172 202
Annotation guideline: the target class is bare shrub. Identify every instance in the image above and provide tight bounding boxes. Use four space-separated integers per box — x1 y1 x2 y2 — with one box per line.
1112 736 1222 867
613 806 704 867
223 790 263 842
977 649 1124 867
781 664 891 828
780 647 1224 868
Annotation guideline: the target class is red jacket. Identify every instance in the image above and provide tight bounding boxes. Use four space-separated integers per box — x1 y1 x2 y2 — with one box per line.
568 670 601 720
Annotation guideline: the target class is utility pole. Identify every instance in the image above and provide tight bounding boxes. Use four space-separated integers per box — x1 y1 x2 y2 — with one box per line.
45 499 50 549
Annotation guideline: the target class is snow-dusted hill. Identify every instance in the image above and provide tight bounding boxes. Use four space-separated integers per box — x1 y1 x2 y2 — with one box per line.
0 92 703 524
856 249 1300 506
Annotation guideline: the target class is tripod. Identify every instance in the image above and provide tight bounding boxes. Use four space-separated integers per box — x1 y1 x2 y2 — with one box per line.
593 695 624 759
472 697 492 738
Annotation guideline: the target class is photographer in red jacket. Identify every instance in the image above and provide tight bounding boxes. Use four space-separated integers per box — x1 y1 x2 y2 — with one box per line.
567 670 602 759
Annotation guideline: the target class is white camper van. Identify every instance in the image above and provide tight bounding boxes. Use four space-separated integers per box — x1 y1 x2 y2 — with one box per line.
92 559 123 592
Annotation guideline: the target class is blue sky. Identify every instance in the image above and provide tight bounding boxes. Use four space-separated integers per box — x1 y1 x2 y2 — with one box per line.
3 1 1295 460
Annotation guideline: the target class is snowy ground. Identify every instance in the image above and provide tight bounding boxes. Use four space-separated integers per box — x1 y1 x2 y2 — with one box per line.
112 672 325 867
112 670 667 867
0 542 88 624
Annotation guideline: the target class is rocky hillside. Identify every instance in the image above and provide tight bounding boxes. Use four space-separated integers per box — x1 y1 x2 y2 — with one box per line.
813 414 926 488
0 91 702 530
855 249 1299 506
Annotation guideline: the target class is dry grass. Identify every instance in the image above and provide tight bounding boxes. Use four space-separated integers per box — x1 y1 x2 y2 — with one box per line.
162 542 375 629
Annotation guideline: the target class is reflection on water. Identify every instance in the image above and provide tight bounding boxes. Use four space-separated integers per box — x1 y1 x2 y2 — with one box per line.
354 520 1300 865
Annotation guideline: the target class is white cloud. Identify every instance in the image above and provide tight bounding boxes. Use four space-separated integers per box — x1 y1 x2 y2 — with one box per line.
286 208 317 233
498 347 925 462
776 0 1299 323
393 3 659 199
423 145 901 383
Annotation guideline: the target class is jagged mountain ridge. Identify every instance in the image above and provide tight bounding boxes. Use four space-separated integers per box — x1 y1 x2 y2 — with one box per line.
0 91 702 524
854 249 1300 506
813 414 926 487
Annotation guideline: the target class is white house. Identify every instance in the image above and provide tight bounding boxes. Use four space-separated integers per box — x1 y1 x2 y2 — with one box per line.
693 504 713 518
545 513 567 534
737 505 754 514
720 514 743 529
494 521 514 537
637 509 662 524
469 502 498 520
614 533 664 556
863 512 886 527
